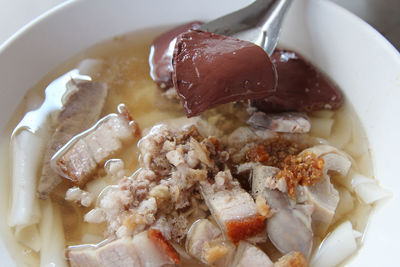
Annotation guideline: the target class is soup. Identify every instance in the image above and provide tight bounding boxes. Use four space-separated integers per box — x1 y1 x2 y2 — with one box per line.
3 26 385 267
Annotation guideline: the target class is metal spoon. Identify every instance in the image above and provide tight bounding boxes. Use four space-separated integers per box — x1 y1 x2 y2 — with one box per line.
199 0 293 56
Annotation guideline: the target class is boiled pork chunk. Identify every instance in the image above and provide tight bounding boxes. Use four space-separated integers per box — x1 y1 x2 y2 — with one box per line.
247 112 311 133
200 171 266 243
37 80 108 198
52 106 138 186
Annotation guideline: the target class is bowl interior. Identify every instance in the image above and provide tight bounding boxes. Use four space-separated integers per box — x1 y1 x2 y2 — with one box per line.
0 0 400 266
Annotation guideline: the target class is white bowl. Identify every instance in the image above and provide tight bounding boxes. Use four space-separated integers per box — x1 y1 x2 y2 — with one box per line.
0 0 399 266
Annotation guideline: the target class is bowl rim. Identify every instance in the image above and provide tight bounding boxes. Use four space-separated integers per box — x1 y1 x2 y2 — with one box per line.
0 0 400 266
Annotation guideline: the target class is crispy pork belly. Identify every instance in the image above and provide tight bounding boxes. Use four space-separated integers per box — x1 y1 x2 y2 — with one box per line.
52 106 138 186
247 112 311 133
37 80 108 198
200 171 265 243
68 230 179 267
232 241 274 267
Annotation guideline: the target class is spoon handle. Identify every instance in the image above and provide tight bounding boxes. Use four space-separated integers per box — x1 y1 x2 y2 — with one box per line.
199 0 293 56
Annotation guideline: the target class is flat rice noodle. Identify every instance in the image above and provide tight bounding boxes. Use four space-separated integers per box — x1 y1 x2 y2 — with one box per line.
9 130 42 228
310 221 358 267
40 200 68 267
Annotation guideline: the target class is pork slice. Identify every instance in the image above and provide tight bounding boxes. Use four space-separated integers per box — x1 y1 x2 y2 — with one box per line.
201 177 265 243
37 80 108 199
68 238 141 267
247 112 311 133
133 230 180 266
53 110 137 186
232 241 274 267
68 230 178 267
301 174 340 236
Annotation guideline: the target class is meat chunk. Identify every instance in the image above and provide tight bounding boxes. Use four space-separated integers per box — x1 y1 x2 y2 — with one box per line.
247 112 311 133
37 80 108 198
186 219 235 266
200 171 265 243
263 190 314 258
225 127 277 148
251 165 284 194
68 239 141 267
68 230 178 267
300 175 340 236
186 219 222 259
232 241 274 267
251 167 313 258
162 116 223 138
53 107 138 186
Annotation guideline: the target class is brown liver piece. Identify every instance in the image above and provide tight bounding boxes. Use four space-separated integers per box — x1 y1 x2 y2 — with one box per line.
172 30 277 117
149 21 203 90
252 49 343 113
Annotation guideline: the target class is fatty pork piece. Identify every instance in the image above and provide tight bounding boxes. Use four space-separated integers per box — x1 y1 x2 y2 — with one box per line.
68 229 179 267
186 219 274 267
37 79 108 198
52 106 138 186
247 112 311 133
251 165 314 258
200 170 266 243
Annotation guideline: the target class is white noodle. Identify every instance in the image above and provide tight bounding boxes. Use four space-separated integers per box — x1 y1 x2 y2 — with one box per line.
311 221 359 267
352 172 391 204
326 113 353 149
309 117 334 138
40 200 67 267
15 224 41 252
8 130 42 227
